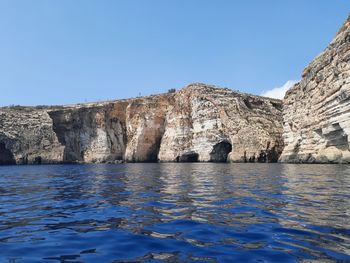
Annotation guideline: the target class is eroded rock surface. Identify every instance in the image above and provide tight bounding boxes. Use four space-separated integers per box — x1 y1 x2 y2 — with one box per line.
48 103 128 163
158 84 283 162
0 108 64 164
280 15 350 163
0 84 283 164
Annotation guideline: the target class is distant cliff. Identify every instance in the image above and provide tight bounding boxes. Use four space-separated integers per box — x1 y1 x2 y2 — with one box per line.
0 84 283 164
280 15 350 163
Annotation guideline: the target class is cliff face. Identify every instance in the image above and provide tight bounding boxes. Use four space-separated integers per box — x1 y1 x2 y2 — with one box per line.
0 84 283 164
48 103 128 163
158 84 283 162
124 95 174 162
280 15 350 163
0 109 64 164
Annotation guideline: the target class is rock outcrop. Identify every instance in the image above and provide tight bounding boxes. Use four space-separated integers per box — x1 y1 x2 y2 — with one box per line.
0 84 283 164
280 15 350 163
158 84 283 162
0 108 64 164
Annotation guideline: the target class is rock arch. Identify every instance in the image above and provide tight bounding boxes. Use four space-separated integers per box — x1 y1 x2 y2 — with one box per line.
210 141 232 162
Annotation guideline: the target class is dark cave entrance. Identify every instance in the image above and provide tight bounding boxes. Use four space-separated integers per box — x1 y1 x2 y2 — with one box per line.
34 156 42 165
177 152 199 162
0 143 16 165
210 141 232 162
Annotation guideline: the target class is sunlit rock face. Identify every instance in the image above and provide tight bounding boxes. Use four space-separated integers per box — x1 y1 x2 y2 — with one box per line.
280 15 350 163
0 108 64 164
0 84 283 164
158 84 283 162
124 95 174 162
48 102 128 163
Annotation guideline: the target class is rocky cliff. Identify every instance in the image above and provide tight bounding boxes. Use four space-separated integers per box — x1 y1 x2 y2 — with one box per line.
158 84 283 162
0 108 64 164
280 15 350 163
0 84 283 164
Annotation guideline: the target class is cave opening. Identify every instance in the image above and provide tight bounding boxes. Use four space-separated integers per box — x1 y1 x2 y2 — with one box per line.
210 141 232 162
178 152 199 162
0 142 16 165
34 156 42 165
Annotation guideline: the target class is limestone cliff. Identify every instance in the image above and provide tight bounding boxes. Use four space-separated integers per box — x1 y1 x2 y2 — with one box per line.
0 108 64 164
280 15 350 163
158 84 283 162
0 84 283 164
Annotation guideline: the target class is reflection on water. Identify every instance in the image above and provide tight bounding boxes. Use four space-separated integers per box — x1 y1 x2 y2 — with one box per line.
0 163 349 262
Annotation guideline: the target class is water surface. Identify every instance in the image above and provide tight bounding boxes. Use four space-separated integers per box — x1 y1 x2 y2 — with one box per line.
0 163 349 262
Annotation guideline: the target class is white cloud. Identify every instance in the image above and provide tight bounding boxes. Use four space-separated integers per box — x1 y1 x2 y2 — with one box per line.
261 80 298 99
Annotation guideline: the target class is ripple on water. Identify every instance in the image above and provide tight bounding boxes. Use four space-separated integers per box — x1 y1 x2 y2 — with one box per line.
0 163 349 262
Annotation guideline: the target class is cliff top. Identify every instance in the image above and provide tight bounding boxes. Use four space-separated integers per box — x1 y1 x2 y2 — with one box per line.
183 83 282 103
0 83 282 112
335 14 350 38
286 13 350 98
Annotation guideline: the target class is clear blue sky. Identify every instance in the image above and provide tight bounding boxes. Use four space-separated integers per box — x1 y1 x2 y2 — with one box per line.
0 0 348 106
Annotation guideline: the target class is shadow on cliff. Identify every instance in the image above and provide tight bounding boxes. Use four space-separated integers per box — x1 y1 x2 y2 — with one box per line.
0 142 16 165
176 152 199 162
49 107 127 163
210 141 232 162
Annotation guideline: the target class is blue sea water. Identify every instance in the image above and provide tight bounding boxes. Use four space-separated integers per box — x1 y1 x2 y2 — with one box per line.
0 163 349 263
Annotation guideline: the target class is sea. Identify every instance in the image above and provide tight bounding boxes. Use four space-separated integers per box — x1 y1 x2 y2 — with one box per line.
0 163 349 262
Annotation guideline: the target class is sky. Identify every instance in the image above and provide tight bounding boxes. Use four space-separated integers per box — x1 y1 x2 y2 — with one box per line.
0 1 348 106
